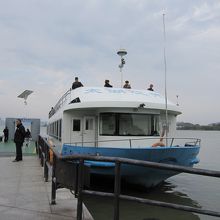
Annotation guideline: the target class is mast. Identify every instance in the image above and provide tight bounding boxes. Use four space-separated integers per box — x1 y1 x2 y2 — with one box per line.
163 14 169 146
117 49 127 87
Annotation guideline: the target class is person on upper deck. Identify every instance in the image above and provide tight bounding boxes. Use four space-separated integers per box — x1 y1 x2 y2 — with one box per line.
147 84 154 91
104 80 113 88
123 80 131 89
72 77 83 90
49 107 54 118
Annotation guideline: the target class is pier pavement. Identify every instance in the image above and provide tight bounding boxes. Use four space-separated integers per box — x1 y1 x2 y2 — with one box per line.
0 141 93 220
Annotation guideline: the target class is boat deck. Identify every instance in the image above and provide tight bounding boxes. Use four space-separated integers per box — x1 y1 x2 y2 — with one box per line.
0 141 93 220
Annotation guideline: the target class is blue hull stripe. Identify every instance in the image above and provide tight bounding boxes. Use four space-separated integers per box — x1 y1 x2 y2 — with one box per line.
62 144 200 187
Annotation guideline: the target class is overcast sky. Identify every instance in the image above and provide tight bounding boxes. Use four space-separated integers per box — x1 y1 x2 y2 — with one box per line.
0 0 219 124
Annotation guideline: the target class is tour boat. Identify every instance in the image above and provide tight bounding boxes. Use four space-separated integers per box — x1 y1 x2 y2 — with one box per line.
47 86 200 187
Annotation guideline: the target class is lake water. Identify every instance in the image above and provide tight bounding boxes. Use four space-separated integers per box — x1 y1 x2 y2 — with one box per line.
83 130 220 220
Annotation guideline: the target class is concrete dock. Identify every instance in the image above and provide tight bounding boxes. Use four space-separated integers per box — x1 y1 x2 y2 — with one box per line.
0 148 93 219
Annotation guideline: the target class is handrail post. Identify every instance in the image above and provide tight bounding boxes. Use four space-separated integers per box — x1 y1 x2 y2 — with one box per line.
37 137 41 159
114 161 121 220
170 138 174 147
77 159 84 220
40 142 44 167
129 139 132 148
44 143 49 182
51 154 57 205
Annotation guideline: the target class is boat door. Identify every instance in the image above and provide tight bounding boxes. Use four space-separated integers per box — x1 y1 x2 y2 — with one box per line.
71 116 96 147
71 117 83 145
83 116 96 147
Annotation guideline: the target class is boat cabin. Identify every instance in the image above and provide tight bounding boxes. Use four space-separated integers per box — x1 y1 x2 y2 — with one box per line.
47 87 181 148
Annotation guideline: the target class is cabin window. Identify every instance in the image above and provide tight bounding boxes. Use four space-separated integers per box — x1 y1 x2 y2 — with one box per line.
99 113 159 136
99 113 116 135
119 114 148 136
56 121 58 137
58 119 62 141
85 118 94 130
48 119 62 140
73 119 81 131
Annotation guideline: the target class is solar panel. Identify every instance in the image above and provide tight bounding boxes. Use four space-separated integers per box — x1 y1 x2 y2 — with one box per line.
18 90 33 99
18 90 33 105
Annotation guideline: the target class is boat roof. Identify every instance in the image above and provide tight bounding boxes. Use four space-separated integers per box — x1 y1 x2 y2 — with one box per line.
59 87 181 114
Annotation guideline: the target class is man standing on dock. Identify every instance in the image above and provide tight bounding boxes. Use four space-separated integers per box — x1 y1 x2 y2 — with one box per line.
13 119 25 162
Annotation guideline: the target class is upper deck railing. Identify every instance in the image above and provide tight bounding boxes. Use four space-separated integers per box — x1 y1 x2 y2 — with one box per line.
49 88 71 118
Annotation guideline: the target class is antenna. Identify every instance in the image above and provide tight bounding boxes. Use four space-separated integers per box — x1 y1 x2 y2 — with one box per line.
117 49 127 87
18 90 33 105
163 14 169 146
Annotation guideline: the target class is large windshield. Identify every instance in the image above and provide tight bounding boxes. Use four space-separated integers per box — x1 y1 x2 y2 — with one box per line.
99 113 159 136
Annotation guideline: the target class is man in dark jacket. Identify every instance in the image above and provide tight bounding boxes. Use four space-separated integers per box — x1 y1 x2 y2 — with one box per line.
147 84 154 91
72 77 83 90
13 119 25 162
104 79 113 88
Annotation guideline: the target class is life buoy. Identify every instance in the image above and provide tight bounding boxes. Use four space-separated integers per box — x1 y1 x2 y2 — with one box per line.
152 141 165 147
49 148 53 165
48 139 54 165
152 128 165 147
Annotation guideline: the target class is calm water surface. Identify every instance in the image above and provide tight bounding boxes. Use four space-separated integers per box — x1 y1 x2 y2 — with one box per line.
83 130 220 220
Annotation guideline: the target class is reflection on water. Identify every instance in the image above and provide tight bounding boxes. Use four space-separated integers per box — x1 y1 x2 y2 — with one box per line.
84 176 201 220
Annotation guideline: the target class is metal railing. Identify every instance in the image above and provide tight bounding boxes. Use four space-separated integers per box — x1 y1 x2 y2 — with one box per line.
49 89 71 118
37 135 220 220
64 136 201 148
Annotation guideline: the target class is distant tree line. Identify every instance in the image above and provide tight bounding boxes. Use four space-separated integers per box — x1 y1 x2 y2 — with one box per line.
177 122 220 130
